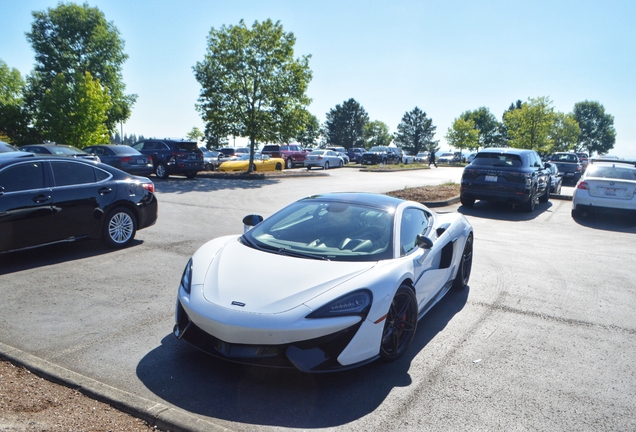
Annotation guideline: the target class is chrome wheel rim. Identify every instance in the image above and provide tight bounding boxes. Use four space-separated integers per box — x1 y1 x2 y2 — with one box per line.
109 212 134 244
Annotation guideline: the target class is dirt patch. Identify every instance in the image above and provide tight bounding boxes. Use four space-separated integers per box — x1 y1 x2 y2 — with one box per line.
0 360 155 431
386 183 460 203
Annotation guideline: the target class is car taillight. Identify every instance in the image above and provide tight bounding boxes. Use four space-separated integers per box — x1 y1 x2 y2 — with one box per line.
142 182 155 193
172 151 187 159
121 156 132 162
576 181 588 190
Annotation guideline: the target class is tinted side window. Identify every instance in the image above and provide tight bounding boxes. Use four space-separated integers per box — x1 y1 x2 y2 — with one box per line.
400 208 430 256
0 162 46 192
51 162 96 186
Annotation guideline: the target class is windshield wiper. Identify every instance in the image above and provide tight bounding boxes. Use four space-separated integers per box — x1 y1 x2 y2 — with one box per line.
277 247 329 261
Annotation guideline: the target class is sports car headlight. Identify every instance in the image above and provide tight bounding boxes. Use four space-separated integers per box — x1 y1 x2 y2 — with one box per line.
179 258 193 294
307 290 372 319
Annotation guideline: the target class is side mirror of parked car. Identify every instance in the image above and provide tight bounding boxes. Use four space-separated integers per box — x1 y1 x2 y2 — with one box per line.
416 234 433 250
242 214 264 232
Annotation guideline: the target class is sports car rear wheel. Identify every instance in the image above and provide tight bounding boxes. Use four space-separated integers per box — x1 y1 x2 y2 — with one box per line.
453 233 473 290
380 285 418 361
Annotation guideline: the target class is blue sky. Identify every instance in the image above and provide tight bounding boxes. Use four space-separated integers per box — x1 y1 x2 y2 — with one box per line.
1 0 635 157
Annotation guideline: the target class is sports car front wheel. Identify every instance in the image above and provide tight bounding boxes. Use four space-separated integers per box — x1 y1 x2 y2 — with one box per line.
453 233 473 290
380 285 418 361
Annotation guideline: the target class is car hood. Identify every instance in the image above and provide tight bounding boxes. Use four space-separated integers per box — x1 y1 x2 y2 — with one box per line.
200 238 376 314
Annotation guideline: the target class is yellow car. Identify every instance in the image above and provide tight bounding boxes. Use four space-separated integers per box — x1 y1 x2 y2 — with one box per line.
219 153 285 172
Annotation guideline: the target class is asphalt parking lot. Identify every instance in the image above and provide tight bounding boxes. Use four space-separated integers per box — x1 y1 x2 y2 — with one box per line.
1 167 635 431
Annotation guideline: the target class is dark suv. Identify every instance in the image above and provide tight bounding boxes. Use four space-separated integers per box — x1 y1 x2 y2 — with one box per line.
359 146 401 165
460 148 550 212
261 144 307 169
133 139 203 179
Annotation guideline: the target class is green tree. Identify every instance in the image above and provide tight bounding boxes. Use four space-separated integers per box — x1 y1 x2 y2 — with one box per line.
295 113 321 148
459 107 502 148
194 19 312 171
498 100 523 146
0 60 38 145
363 120 392 148
36 71 111 147
186 126 204 143
25 2 136 133
445 118 479 153
394 107 438 155
503 97 556 153
550 112 580 153
573 101 616 156
324 98 369 149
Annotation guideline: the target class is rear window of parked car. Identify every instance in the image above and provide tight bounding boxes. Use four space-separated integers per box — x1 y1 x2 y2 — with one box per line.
473 154 523 167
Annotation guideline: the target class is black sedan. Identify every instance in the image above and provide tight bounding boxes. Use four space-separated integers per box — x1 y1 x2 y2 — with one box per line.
83 144 154 176
0 153 158 254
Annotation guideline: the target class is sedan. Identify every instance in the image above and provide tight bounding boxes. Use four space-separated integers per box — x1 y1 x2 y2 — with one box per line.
304 150 344 170
0 153 158 254
219 153 285 172
173 192 473 372
19 143 100 162
83 145 153 176
571 159 636 217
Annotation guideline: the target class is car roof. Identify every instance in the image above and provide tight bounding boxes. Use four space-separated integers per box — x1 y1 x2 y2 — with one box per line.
302 192 405 209
477 147 534 155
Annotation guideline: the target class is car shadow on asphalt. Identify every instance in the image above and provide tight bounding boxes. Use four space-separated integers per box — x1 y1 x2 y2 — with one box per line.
571 211 636 233
151 176 281 195
135 286 469 429
457 200 554 221
0 239 143 275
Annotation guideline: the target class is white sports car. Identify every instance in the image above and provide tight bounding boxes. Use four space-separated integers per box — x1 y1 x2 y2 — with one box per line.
174 192 473 372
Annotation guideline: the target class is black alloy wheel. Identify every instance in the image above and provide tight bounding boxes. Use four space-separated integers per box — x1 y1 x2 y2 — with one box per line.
453 234 473 290
380 285 418 361
275 162 282 171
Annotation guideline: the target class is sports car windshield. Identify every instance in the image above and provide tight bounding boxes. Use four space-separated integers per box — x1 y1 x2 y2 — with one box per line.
243 200 395 261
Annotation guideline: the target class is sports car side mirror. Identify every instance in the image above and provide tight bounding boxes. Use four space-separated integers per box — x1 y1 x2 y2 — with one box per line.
416 234 433 249
242 214 263 230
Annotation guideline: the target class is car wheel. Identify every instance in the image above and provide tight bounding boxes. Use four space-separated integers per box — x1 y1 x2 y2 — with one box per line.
339 160 343 168
155 162 168 179
522 193 536 212
453 234 473 290
539 182 550 203
460 194 475 207
324 161 330 170
275 162 282 171
380 285 418 361
101 207 136 248
250 163 257 172
286 158 293 169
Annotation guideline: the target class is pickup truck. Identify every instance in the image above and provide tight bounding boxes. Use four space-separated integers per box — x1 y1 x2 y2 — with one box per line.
549 152 583 184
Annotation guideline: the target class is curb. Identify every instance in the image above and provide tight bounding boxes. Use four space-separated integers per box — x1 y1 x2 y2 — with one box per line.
422 193 572 208
0 342 230 432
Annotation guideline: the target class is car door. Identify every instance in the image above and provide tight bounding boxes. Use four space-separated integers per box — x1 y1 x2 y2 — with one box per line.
0 160 56 252
399 208 455 310
48 160 116 240
531 152 550 196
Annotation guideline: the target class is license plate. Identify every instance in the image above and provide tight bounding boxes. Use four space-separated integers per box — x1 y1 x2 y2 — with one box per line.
485 175 497 182
136 159 146 164
189 155 196 160
604 188 617 196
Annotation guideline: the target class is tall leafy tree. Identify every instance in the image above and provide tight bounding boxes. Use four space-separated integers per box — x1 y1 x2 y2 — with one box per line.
0 60 37 145
295 113 321 148
194 19 312 171
503 97 556 153
550 112 580 153
573 101 616 155
498 100 523 146
394 107 437 155
445 118 479 153
25 2 136 133
324 98 369 149
459 107 502 148
363 120 392 148
36 71 111 147
186 126 204 143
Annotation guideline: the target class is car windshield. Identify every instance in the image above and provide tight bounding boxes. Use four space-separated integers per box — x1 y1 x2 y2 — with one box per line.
110 146 140 155
243 199 394 262
551 154 578 162
309 150 325 155
586 165 636 180
472 153 523 167
175 142 199 152
368 146 386 152
49 146 86 155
